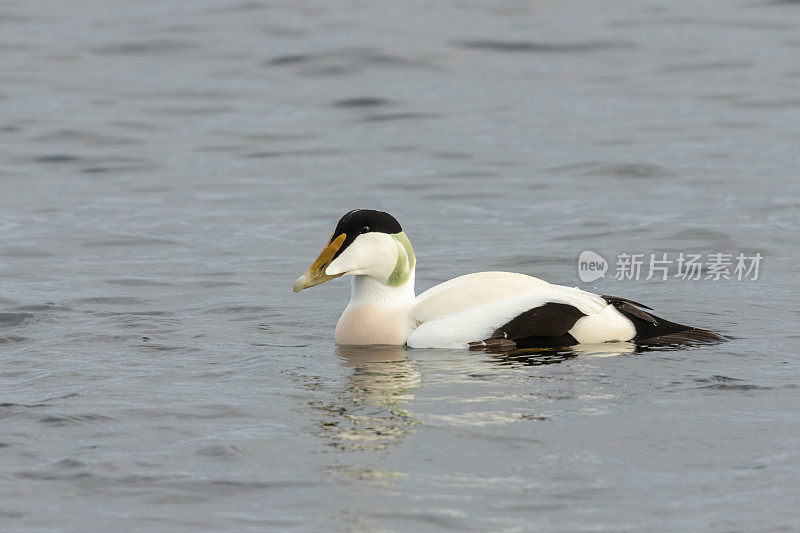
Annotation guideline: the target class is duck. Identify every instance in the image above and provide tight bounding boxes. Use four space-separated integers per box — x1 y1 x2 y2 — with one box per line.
293 209 720 349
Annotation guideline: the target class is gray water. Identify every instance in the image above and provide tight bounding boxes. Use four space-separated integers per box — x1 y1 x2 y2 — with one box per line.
2 1 799 531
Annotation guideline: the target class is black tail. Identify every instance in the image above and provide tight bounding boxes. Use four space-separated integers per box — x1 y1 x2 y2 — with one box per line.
602 295 723 346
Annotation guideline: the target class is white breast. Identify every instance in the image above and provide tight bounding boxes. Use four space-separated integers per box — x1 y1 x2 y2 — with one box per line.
335 304 416 345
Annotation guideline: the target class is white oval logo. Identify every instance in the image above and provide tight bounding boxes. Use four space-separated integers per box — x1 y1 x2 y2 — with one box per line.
578 250 608 282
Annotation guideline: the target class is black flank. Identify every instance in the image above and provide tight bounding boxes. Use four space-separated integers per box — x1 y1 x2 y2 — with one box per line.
469 302 585 351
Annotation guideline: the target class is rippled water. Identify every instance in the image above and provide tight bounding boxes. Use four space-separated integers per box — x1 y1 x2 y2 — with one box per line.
2 1 799 531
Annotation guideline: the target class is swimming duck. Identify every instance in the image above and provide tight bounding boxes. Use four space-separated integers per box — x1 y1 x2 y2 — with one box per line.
293 209 719 349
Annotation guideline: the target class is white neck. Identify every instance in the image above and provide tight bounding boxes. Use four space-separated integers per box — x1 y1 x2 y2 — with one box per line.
348 271 416 307
334 271 417 346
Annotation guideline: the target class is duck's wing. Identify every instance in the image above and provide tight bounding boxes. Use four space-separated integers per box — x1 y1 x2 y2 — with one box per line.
408 272 635 349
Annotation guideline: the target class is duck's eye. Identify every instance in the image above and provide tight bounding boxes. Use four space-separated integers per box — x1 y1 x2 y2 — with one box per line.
360 226 370 234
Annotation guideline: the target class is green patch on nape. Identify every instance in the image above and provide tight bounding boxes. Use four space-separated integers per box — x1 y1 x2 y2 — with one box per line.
387 231 416 286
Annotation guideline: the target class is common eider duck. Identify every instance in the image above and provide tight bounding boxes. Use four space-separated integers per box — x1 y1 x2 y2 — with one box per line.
293 209 720 349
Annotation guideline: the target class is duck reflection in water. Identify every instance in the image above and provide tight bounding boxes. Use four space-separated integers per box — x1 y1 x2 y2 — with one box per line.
481 341 637 367
313 342 647 450
314 345 421 451
478 336 717 367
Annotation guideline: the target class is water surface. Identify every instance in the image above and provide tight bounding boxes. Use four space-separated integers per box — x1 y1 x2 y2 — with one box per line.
1 0 799 531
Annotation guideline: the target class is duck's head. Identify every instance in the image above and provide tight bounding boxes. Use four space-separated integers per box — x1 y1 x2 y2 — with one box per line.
293 209 415 292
